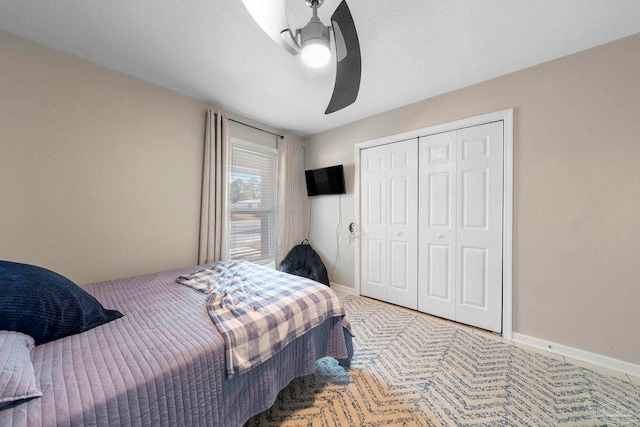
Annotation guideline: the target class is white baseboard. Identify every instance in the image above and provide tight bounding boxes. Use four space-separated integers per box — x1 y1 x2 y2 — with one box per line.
329 282 356 295
512 333 640 377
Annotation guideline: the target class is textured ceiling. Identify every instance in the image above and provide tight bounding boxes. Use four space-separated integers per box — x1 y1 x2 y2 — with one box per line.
1 1 640 136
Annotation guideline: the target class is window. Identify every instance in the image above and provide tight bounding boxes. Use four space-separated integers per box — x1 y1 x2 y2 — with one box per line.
227 140 277 266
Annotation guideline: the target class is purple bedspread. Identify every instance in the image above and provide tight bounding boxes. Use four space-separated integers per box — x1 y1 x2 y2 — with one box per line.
0 266 353 427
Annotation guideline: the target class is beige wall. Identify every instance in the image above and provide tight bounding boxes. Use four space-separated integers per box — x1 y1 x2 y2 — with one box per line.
0 31 209 284
0 31 307 285
304 34 640 365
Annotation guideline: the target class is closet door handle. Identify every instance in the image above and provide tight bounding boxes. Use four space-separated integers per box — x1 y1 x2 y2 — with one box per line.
396 232 403 236
437 234 445 239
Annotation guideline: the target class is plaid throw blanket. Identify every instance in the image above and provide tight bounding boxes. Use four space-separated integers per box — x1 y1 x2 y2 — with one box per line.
176 260 352 377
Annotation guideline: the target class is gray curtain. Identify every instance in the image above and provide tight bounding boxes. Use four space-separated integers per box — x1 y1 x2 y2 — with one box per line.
198 109 229 265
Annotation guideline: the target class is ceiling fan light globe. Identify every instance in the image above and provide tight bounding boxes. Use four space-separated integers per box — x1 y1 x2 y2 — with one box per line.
300 14 331 68
301 42 331 68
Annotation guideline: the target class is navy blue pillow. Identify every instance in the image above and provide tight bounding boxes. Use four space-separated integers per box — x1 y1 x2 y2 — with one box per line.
0 261 123 345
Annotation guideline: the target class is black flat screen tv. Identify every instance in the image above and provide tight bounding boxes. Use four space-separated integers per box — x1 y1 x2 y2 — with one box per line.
305 165 346 197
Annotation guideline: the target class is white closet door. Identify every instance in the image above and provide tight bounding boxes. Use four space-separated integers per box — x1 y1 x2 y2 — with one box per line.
361 140 418 309
418 131 457 320
360 144 387 302
387 140 418 309
417 122 504 333
455 122 503 332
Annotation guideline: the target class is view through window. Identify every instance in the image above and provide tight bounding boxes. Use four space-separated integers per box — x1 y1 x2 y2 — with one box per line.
228 141 277 266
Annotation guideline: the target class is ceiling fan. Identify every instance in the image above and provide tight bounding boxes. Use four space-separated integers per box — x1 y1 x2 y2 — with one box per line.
241 0 361 114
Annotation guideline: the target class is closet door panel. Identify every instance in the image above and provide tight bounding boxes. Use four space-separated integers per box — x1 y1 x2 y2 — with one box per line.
366 238 384 286
366 179 384 225
455 122 503 332
429 173 451 227
386 139 418 309
461 168 488 229
389 240 409 290
426 244 451 299
360 145 388 301
460 246 488 308
418 132 457 320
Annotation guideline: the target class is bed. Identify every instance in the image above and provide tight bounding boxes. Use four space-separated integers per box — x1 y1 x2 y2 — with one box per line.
0 262 353 427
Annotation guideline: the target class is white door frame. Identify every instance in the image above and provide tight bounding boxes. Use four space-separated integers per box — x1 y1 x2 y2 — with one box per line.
354 109 514 339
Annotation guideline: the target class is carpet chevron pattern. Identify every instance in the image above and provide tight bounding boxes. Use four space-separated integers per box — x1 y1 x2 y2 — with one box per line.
245 294 640 426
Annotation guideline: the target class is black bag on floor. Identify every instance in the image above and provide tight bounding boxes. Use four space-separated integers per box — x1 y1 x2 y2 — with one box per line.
278 240 330 286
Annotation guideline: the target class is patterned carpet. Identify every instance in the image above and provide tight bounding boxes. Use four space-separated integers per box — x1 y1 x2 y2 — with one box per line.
245 294 640 426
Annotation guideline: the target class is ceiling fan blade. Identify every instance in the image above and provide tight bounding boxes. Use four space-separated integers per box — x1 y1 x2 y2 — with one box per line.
325 0 361 114
241 0 299 55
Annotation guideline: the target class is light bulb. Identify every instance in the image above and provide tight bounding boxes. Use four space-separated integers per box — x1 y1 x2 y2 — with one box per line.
301 41 331 68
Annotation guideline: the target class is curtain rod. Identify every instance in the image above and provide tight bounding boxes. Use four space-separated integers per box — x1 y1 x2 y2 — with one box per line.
228 118 284 139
